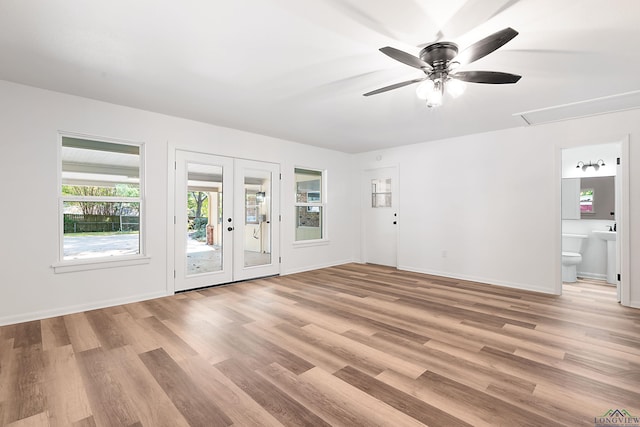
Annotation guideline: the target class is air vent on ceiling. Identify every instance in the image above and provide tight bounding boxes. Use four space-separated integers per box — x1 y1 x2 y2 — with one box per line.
514 90 640 125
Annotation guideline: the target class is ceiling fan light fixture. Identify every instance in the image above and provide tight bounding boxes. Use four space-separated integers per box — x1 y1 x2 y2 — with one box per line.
425 79 443 107
446 78 466 98
415 79 434 100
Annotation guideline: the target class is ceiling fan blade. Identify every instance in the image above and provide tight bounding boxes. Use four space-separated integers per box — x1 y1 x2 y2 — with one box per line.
363 78 426 96
455 27 518 65
379 47 432 70
451 71 521 84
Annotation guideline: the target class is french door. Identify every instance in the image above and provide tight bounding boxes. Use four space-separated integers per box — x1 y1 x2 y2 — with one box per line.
174 151 279 291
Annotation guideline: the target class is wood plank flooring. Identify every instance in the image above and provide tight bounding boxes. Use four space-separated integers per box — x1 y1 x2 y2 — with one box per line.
1 263 639 426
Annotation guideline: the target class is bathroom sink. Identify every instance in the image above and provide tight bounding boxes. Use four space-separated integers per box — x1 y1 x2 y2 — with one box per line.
593 230 616 241
593 230 616 284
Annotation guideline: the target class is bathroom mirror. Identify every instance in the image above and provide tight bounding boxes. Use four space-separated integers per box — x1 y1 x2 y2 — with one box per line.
562 177 615 220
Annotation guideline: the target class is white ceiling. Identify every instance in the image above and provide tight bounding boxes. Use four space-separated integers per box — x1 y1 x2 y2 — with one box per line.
1 0 639 153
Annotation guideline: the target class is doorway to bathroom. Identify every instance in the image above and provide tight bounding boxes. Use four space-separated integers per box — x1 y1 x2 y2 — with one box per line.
560 138 629 305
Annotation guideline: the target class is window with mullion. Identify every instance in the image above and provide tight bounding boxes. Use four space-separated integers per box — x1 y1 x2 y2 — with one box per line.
60 135 144 262
294 168 324 241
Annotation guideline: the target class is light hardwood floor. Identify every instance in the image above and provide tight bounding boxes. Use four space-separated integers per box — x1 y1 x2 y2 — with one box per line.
1 263 639 426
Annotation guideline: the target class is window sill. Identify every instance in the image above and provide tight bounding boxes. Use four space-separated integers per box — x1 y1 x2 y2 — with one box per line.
292 239 330 248
52 255 151 274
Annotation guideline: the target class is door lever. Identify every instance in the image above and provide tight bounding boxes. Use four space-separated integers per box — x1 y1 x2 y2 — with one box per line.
227 227 234 231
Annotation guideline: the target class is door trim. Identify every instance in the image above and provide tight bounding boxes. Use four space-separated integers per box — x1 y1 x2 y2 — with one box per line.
556 135 631 306
618 136 631 306
168 147 281 293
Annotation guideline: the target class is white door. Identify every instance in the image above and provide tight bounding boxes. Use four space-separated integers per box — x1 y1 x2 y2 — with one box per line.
233 159 280 281
615 158 621 302
175 151 279 291
175 151 233 291
363 167 399 267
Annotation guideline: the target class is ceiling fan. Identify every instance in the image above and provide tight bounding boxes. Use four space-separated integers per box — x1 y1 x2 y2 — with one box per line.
364 27 521 107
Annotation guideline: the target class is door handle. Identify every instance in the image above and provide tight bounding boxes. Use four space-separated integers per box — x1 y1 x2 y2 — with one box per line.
227 227 234 231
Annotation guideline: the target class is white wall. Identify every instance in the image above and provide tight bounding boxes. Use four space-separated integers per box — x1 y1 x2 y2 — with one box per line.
354 108 640 307
0 80 358 325
355 129 559 293
2 78 638 326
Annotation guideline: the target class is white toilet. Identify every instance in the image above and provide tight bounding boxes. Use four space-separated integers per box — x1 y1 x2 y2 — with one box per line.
562 233 588 282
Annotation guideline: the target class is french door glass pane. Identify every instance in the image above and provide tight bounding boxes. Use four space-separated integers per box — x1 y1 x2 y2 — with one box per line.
186 162 223 275
243 168 272 267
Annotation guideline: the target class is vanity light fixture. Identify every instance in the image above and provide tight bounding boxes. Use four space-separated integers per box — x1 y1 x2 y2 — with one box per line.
576 159 605 171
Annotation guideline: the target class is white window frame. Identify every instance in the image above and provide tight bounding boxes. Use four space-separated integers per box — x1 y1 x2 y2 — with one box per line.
293 167 327 245
53 132 149 273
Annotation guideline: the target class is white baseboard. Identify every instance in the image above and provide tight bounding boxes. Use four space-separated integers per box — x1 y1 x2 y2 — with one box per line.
0 291 170 327
397 265 556 295
282 259 356 276
576 271 607 281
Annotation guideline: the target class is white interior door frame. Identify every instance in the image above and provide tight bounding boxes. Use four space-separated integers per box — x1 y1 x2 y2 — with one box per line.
555 135 630 306
618 136 630 306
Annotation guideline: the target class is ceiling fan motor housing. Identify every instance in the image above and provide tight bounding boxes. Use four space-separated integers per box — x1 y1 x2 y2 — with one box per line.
419 42 459 71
